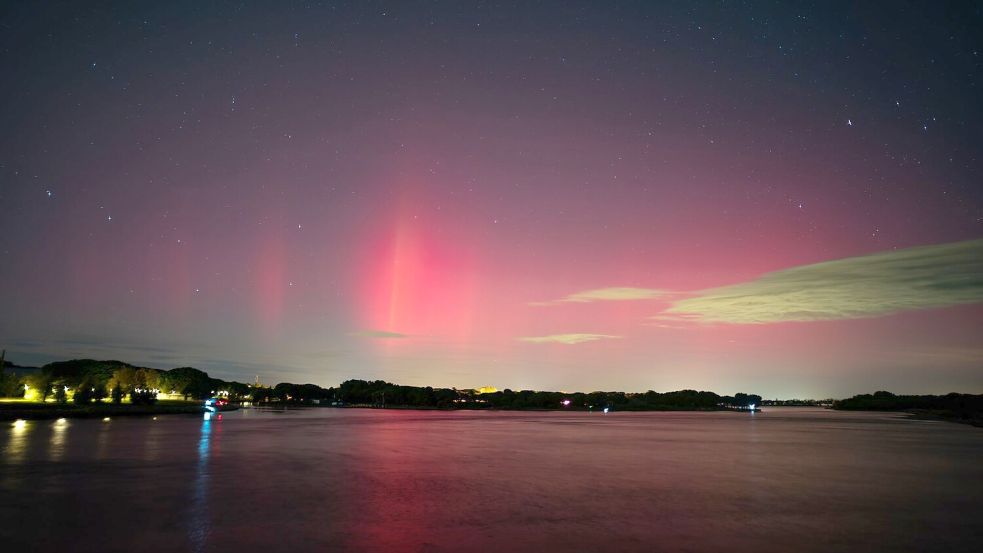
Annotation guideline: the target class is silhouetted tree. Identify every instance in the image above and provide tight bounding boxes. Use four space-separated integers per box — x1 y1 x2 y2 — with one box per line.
111 384 123 404
54 383 68 404
26 372 54 402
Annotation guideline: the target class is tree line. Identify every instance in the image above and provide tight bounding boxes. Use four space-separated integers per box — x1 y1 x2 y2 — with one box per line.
834 391 983 425
0 358 762 410
0 359 252 405
328 379 762 410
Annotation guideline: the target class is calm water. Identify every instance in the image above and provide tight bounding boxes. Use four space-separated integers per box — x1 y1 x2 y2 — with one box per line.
1 407 981 552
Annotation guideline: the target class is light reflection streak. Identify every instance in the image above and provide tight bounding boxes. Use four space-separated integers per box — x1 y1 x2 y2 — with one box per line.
189 413 213 552
4 419 32 465
48 418 68 463
94 418 111 460
142 416 164 462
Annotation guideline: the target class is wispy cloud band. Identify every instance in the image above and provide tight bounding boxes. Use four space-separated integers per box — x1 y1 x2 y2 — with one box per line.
531 287 667 306
518 333 622 344
662 239 983 324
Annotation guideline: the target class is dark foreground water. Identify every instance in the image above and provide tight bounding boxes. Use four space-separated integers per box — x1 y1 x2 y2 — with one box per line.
1 407 981 552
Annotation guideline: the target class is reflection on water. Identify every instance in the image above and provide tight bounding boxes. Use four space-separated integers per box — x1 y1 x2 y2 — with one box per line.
190 413 214 553
0 408 981 552
48 418 68 463
3 419 31 466
142 417 162 463
94 418 111 460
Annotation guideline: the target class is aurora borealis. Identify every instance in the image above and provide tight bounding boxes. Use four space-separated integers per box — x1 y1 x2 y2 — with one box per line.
0 1 980 397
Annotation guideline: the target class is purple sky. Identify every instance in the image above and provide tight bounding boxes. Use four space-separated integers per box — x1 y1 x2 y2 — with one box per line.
1 1 981 397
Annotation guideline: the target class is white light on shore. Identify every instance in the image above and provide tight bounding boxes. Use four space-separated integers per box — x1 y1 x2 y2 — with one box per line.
102 417 111 422
13 419 27 429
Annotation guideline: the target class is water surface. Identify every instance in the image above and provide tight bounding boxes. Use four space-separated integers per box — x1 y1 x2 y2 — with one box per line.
1 407 981 552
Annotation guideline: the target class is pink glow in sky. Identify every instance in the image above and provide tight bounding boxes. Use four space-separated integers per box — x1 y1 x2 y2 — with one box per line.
0 2 981 397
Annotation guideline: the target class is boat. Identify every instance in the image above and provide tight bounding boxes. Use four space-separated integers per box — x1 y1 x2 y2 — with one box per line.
203 397 233 413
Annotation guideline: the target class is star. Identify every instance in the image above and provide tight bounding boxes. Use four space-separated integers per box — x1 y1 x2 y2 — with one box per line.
107 215 113 222
847 119 853 126
46 190 52 197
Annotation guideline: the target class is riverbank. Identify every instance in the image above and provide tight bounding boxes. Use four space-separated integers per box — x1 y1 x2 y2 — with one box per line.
831 392 983 428
901 409 983 428
270 403 759 413
0 400 212 421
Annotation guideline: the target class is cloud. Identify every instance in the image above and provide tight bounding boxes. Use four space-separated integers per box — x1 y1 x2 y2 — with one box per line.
518 333 622 344
532 287 667 306
350 329 409 339
661 239 983 324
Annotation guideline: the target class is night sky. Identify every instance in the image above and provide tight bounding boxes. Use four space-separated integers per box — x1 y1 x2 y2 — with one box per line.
1 1 981 398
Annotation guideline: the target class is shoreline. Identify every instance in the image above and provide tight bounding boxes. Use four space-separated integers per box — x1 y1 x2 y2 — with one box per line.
830 406 983 428
0 402 210 421
899 409 983 428
9 403 978 426
1 402 759 421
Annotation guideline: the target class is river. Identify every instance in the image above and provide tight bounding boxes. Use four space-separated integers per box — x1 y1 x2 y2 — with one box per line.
1 407 981 552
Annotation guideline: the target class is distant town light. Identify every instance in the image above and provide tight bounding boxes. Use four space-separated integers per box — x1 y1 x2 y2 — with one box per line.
603 407 610 414
55 418 67 425
102 417 111 422
13 419 27 429
561 399 572 406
